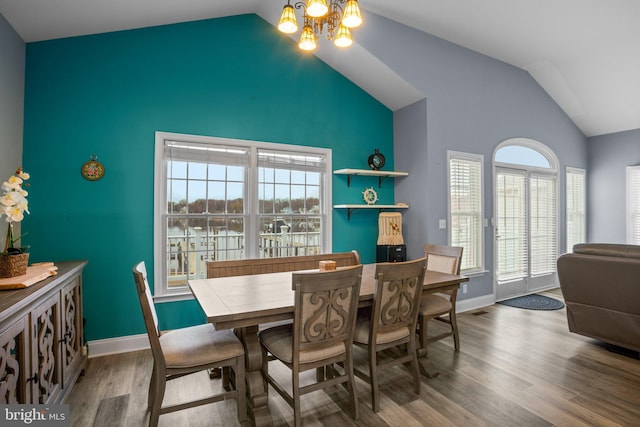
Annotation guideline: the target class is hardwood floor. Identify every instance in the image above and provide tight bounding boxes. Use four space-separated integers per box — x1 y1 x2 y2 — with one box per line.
66 290 640 426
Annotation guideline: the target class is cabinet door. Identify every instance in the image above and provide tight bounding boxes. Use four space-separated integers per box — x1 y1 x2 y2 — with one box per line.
0 316 32 404
31 293 62 404
61 277 83 386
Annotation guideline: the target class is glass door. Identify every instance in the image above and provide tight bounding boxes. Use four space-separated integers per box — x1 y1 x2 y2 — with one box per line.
495 168 558 300
495 168 528 300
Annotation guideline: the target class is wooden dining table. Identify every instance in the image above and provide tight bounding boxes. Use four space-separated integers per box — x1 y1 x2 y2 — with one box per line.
189 263 468 426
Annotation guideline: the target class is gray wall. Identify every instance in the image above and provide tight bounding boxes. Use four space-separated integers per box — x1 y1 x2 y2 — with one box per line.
0 13 24 175
0 14 25 249
360 13 588 300
588 128 640 243
394 99 428 258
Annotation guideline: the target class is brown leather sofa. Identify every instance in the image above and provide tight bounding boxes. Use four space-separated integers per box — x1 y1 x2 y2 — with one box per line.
557 243 640 352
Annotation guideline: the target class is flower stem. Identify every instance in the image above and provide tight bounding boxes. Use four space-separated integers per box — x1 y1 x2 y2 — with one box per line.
3 224 11 253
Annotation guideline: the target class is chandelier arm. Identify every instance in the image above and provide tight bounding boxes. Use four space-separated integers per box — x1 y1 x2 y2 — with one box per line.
326 8 342 38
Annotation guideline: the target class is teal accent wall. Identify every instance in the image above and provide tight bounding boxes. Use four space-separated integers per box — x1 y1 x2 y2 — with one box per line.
22 14 392 341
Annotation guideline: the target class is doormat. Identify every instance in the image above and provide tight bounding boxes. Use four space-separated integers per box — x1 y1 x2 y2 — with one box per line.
497 294 564 311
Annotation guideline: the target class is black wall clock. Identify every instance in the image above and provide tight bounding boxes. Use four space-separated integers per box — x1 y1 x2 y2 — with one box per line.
367 149 385 170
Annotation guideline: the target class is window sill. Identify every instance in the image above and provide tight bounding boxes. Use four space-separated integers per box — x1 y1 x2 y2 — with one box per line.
153 291 194 304
461 269 489 278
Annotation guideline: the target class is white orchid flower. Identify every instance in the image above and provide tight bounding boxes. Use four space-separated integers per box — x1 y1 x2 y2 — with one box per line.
5 206 24 222
2 181 20 191
0 195 13 207
7 176 23 185
17 171 30 180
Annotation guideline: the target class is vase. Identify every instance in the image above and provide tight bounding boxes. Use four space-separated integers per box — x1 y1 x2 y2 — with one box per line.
0 253 29 278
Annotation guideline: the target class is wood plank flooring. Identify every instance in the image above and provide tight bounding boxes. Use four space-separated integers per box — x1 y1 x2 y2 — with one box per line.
65 289 640 426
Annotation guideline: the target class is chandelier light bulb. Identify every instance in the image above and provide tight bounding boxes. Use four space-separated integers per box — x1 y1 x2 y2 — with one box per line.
342 0 363 28
334 25 353 48
278 4 298 34
298 25 317 51
306 0 329 18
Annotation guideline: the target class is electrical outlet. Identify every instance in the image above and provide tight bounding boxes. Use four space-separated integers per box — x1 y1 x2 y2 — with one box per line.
462 283 468 294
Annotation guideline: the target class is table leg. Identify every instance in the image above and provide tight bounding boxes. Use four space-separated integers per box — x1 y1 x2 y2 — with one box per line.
237 326 273 427
417 346 440 379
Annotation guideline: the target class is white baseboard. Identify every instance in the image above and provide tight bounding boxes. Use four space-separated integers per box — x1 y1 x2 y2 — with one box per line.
456 294 495 313
87 334 149 358
87 294 497 358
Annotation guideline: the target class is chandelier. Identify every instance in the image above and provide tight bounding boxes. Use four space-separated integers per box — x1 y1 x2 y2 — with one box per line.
278 0 363 51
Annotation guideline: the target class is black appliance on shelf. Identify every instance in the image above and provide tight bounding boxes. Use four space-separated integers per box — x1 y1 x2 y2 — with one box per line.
376 244 406 263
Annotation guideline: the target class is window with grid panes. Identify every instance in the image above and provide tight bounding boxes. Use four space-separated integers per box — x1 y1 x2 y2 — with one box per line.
566 167 586 252
154 132 331 300
448 151 484 273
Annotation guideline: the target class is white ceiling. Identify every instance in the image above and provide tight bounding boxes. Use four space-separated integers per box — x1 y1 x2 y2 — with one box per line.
1 0 639 137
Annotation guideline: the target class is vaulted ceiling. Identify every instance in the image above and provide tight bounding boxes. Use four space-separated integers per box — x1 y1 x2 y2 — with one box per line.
2 0 638 137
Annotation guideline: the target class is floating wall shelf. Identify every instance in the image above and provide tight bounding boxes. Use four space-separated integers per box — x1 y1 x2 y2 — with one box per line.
333 168 408 187
333 204 409 220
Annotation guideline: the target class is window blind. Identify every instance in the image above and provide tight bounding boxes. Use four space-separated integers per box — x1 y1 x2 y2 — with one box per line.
257 148 326 172
627 166 640 244
496 171 528 282
566 167 586 252
449 153 483 272
165 140 250 165
530 174 557 276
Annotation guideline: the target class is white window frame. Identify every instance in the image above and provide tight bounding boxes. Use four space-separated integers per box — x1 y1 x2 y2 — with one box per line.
626 165 640 244
448 151 484 274
154 131 333 302
566 167 586 252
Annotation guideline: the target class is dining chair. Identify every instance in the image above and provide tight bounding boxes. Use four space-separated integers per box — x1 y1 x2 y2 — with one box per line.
417 244 464 352
352 258 427 412
132 261 246 427
258 265 363 427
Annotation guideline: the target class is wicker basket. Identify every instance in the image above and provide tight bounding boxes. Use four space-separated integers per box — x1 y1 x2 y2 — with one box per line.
0 253 29 278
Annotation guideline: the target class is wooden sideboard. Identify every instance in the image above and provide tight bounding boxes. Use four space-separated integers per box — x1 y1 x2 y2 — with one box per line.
0 260 87 404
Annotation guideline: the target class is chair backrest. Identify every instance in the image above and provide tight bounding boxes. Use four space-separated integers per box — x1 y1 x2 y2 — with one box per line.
291 265 363 363
371 258 427 342
207 250 361 278
132 262 164 363
424 244 463 275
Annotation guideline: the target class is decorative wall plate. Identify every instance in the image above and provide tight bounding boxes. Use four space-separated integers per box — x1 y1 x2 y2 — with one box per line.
363 187 378 205
81 155 105 181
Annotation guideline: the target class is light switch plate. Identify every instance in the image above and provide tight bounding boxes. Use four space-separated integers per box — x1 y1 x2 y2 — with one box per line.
439 219 446 229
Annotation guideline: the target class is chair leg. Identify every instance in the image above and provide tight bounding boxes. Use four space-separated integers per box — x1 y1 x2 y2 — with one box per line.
292 370 301 427
369 347 379 412
147 365 156 411
418 314 428 350
345 353 359 421
235 356 247 423
450 309 460 351
408 338 420 395
222 366 230 391
149 373 166 427
260 345 270 392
